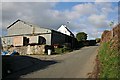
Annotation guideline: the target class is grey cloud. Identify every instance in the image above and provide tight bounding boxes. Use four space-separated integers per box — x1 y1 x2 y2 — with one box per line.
2 2 69 30
2 2 118 39
2 2 58 27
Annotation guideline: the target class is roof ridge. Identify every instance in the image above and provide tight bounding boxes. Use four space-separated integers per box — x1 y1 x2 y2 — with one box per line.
7 19 55 31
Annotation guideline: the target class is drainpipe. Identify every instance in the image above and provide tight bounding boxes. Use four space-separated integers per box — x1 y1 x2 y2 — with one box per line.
32 26 35 36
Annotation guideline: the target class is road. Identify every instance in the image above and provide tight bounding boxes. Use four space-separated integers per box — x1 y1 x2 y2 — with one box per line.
6 46 98 79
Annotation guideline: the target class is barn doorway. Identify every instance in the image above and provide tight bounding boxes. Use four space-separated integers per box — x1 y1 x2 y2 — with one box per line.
38 36 46 45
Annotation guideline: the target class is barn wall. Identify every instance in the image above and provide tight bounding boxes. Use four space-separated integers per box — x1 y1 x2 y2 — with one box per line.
38 34 51 45
13 36 24 46
8 21 52 36
28 34 51 45
51 30 78 48
7 20 52 46
8 21 33 36
51 31 66 45
35 27 51 34
2 37 13 46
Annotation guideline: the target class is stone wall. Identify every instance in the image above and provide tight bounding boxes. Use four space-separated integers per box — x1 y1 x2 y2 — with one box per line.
15 46 27 55
2 45 45 55
101 23 120 51
101 30 112 43
112 24 120 50
27 45 45 55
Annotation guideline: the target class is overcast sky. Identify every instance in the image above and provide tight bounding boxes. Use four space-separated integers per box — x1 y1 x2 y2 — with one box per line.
1 1 119 39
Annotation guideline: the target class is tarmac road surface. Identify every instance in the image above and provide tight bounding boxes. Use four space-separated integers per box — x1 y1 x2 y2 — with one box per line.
22 46 98 78
6 46 98 79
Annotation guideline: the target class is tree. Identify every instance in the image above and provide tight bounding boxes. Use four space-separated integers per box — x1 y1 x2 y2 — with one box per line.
95 38 101 43
76 32 87 41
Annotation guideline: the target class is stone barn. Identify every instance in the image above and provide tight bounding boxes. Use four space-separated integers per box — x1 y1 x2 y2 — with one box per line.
1 19 77 55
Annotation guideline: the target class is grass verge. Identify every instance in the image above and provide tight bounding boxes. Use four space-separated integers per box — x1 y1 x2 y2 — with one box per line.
98 41 119 79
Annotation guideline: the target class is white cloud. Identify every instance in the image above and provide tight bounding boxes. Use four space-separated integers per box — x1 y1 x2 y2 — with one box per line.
1 0 119 2
73 3 96 14
95 0 109 2
1 2 118 39
94 0 119 2
64 3 97 20
2 2 59 28
88 14 108 28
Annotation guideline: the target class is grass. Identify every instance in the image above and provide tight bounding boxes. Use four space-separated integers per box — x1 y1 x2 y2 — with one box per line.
98 41 119 79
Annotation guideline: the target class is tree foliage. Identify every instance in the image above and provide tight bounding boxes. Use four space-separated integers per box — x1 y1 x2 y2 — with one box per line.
76 32 87 41
96 38 101 43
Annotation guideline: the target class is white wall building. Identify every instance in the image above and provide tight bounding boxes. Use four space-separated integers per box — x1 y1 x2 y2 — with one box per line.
57 25 74 37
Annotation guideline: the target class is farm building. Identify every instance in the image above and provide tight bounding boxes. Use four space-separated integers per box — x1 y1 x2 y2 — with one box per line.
57 25 74 37
1 19 77 55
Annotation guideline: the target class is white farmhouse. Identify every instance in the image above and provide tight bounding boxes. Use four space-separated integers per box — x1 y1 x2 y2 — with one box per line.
57 25 75 37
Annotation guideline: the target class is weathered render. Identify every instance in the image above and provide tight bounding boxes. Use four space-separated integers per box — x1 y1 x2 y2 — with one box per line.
8 20 33 36
2 20 52 46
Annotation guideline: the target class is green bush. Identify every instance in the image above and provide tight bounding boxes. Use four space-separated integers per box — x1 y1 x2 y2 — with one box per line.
54 47 72 54
98 42 119 78
54 48 63 54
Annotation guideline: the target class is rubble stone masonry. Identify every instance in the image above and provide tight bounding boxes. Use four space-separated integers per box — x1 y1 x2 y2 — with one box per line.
101 23 120 52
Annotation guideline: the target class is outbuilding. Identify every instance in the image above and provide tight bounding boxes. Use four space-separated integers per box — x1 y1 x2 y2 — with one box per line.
2 19 77 48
